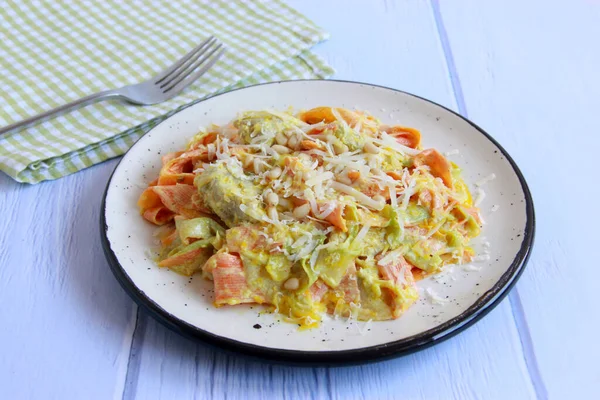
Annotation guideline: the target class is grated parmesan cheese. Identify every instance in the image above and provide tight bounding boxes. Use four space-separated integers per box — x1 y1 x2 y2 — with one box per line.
354 223 371 244
472 254 491 262
270 246 283 254
425 288 449 305
305 171 334 187
475 173 496 187
207 143 216 159
357 319 373 336
330 181 385 210
291 235 309 249
309 248 320 268
474 187 486 206
316 202 336 219
377 248 403 267
373 132 421 156
399 176 417 210
389 185 398 208
354 118 363 134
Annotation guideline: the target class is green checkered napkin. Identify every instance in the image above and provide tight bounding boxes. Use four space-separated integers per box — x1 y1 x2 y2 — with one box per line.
0 0 334 183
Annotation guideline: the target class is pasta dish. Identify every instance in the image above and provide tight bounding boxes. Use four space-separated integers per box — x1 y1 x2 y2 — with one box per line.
138 107 481 328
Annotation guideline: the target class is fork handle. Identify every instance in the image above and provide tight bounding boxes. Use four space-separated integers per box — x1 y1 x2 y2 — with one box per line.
0 89 121 137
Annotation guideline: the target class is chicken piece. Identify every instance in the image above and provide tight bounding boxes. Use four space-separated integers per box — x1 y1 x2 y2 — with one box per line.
233 111 284 145
195 162 266 227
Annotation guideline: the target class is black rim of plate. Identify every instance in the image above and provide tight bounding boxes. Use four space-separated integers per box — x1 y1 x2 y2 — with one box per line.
100 79 535 365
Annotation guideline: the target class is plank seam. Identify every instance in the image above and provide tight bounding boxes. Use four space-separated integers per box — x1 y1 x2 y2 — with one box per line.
121 306 143 400
508 291 549 400
429 0 468 116
428 1 547 399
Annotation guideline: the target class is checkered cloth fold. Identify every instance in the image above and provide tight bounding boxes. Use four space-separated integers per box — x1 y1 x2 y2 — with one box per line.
0 0 333 183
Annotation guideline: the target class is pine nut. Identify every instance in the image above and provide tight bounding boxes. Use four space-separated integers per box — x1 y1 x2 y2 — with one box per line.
278 197 292 210
337 175 353 186
272 144 290 154
253 158 263 174
371 168 383 176
269 166 282 179
292 203 311 219
283 277 299 290
275 132 287 145
333 142 349 154
267 206 279 221
287 135 299 149
266 192 279 206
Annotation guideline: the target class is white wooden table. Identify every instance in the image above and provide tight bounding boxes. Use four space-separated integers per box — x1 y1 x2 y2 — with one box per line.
2 1 598 399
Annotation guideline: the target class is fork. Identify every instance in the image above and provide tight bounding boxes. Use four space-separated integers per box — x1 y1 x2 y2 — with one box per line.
0 36 226 136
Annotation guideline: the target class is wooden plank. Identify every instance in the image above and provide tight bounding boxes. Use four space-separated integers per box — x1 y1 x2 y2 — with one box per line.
124 315 330 400
0 161 137 400
125 1 535 399
438 0 600 398
298 0 458 107
126 305 534 400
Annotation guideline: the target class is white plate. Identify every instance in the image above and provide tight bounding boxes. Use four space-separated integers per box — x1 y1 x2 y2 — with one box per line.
101 80 534 363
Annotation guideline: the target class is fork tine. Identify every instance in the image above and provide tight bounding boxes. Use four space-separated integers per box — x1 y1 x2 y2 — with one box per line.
162 45 225 94
159 39 219 89
155 36 215 84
